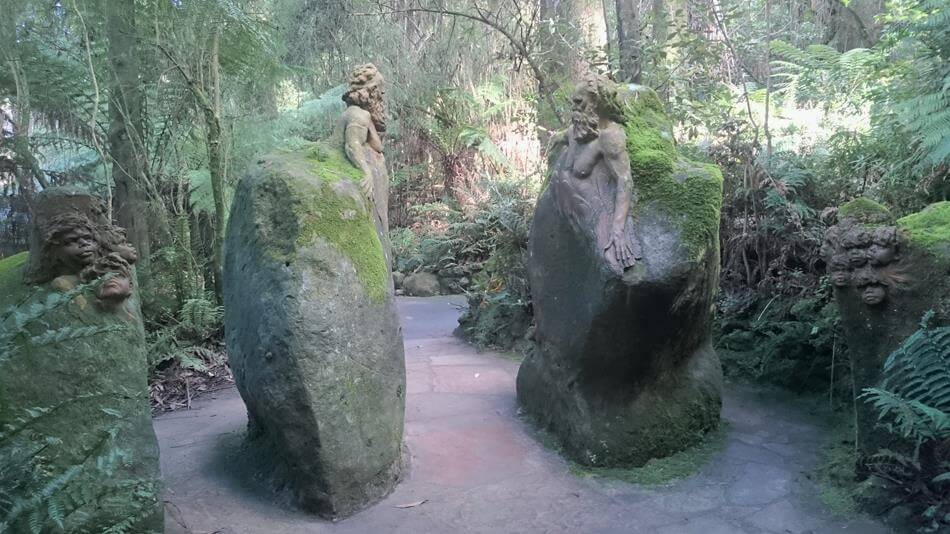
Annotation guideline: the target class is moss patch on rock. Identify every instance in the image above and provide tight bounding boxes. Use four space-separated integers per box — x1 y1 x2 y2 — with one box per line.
838 197 893 224
897 201 950 262
257 142 388 303
0 252 29 304
575 422 729 486
619 86 723 260
525 408 729 486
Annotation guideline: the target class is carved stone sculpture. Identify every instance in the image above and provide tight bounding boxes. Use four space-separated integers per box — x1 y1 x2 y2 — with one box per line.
822 198 950 456
224 64 405 519
518 76 723 467
24 190 139 309
548 74 641 274
341 63 391 249
0 187 162 532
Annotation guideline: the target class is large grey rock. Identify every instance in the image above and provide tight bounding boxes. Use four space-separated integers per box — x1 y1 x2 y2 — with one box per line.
0 189 162 533
402 272 441 297
224 142 405 519
517 82 723 467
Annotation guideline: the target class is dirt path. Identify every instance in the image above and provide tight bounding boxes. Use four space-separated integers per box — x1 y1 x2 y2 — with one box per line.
156 296 890 533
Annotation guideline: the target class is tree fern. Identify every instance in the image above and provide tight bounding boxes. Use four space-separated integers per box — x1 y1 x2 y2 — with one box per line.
860 311 950 529
874 311 950 413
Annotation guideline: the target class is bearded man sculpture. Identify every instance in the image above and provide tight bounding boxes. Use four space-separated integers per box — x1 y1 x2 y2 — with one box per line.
517 74 724 467
549 73 640 274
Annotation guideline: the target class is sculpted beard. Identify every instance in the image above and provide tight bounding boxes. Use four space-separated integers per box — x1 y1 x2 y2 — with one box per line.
572 109 599 142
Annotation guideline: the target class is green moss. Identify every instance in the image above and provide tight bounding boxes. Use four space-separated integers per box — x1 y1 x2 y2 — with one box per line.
897 201 950 261
575 423 729 486
260 143 388 303
0 252 29 305
621 86 677 175
306 142 364 182
620 87 722 260
521 405 727 486
838 197 893 224
814 417 861 517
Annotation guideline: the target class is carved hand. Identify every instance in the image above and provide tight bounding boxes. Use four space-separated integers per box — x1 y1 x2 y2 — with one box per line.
604 227 635 269
361 173 374 199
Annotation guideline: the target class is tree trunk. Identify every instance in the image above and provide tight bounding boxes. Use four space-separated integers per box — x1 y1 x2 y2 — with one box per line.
615 0 642 83
206 28 226 302
107 0 151 270
649 0 669 96
540 0 608 79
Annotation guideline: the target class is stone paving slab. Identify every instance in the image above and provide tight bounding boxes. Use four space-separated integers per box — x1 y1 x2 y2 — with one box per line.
156 296 892 533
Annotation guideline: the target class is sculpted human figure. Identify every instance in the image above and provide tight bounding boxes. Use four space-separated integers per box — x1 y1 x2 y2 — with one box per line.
549 73 638 274
27 210 138 309
341 63 389 235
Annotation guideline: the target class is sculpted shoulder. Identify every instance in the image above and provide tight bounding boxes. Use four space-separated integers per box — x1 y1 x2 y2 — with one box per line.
342 105 374 128
598 123 628 157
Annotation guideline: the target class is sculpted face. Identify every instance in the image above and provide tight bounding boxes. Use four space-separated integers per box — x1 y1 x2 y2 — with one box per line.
847 248 868 268
96 274 133 308
867 243 896 266
55 227 98 271
862 285 886 306
571 88 599 142
868 226 898 266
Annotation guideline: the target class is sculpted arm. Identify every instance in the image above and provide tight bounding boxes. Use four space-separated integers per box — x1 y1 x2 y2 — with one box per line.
344 114 376 197
601 127 636 267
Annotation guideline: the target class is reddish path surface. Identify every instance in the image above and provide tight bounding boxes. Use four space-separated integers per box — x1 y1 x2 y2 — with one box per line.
156 296 891 534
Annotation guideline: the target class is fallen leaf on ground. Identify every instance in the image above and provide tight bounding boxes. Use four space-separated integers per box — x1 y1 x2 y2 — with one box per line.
395 499 427 509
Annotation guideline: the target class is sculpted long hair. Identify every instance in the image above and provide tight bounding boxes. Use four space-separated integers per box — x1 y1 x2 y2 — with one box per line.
342 64 382 107
342 63 386 131
578 73 627 125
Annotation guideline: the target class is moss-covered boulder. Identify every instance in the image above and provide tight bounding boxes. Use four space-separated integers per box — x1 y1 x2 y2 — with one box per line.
823 199 950 456
0 192 162 532
223 141 405 519
518 84 723 467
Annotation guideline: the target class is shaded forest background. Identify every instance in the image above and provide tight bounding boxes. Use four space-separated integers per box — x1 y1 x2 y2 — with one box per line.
1 0 948 528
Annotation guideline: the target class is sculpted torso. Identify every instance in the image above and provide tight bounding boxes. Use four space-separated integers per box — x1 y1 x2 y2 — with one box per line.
551 119 638 274
342 105 389 234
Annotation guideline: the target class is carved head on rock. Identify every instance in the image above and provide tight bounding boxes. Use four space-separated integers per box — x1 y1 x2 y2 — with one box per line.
343 63 386 133
41 213 100 279
570 73 627 142
80 252 134 309
829 254 852 287
26 190 139 309
822 200 908 307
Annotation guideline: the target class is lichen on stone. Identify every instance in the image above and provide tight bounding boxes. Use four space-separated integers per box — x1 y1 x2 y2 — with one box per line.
897 201 950 262
0 252 29 303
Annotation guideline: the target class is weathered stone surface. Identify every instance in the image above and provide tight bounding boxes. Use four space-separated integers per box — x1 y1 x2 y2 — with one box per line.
403 272 441 297
224 139 405 519
517 78 723 467
0 188 162 532
822 199 950 455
